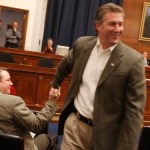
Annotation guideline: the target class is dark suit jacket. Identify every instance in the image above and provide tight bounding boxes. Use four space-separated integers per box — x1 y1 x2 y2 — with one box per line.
51 36 146 150
147 58 150 66
0 91 58 150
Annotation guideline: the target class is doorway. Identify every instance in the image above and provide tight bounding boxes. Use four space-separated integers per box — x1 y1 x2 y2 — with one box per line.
0 6 29 49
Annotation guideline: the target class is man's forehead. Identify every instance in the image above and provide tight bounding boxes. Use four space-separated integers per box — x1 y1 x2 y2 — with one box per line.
1 70 10 77
104 12 123 20
13 22 18 25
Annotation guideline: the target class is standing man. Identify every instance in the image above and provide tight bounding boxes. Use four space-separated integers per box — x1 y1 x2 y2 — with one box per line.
0 20 2 30
5 21 22 48
0 68 60 150
50 3 146 150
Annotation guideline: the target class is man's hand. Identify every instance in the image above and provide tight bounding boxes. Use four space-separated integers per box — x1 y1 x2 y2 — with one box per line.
49 87 61 102
13 28 17 32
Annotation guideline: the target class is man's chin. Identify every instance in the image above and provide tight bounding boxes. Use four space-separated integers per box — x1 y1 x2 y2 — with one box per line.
6 90 11 95
112 39 120 45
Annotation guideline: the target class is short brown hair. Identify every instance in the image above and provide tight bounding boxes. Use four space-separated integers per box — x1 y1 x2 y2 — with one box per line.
95 3 124 24
47 38 53 42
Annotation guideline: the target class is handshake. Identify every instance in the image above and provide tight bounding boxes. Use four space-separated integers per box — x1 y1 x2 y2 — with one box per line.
49 87 61 102
14 28 17 32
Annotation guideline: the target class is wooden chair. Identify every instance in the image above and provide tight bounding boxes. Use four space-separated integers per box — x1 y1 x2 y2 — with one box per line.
0 52 14 63
0 132 24 150
138 126 150 150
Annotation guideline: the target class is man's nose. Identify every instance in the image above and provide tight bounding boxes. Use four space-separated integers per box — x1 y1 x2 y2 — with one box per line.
10 81 13 85
114 26 123 34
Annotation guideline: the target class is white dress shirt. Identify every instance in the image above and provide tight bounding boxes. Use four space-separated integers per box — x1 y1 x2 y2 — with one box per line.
74 38 116 119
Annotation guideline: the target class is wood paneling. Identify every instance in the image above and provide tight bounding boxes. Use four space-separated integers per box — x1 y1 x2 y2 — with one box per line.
122 0 150 54
122 0 150 125
144 67 150 125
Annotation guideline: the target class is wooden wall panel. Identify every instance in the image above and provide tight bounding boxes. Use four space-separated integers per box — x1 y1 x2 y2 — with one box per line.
122 0 150 55
123 0 150 125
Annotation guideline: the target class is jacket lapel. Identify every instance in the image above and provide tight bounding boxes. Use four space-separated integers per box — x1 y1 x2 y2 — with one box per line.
97 43 123 87
77 38 97 81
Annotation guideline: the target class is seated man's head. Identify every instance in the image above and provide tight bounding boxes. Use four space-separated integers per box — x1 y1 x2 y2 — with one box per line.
143 51 148 58
0 68 13 94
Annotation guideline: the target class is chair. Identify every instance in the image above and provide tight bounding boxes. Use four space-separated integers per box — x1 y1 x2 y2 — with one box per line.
0 132 24 150
0 52 14 63
38 58 54 68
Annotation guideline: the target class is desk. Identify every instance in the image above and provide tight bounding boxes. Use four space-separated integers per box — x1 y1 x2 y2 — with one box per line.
0 62 71 112
144 67 150 125
0 47 62 67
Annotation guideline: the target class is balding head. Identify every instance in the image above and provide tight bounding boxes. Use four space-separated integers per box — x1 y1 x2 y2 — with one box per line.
0 69 13 94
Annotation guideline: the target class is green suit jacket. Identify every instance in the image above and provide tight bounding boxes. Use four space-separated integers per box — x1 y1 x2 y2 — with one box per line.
51 36 146 150
0 91 58 150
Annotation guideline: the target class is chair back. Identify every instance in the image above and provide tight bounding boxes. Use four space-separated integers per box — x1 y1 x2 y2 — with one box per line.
38 58 54 68
0 132 24 150
138 126 150 150
0 52 14 63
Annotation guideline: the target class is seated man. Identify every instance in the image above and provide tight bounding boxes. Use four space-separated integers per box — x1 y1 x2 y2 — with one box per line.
0 68 60 150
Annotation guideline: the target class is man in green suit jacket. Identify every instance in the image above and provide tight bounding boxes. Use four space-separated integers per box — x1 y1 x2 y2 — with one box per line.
0 68 60 150
50 3 146 150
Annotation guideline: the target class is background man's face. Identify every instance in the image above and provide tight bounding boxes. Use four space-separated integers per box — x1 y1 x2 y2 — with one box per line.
12 22 19 30
0 21 2 30
143 52 148 58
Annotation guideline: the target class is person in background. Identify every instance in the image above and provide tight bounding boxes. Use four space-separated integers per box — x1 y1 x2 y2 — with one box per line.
0 20 2 30
0 20 5 47
5 21 22 48
142 51 150 66
49 3 146 150
42 38 55 54
0 68 60 150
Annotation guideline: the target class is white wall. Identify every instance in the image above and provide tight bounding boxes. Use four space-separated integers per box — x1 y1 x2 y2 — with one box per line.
0 0 48 51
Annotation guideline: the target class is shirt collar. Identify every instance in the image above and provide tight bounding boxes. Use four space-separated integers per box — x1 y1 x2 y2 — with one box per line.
96 38 118 52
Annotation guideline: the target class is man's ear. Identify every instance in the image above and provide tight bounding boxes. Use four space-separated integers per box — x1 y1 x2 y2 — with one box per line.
95 23 101 32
